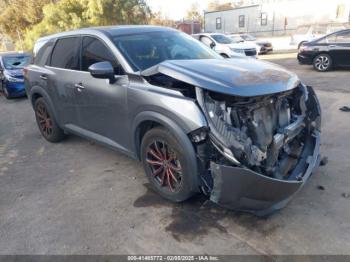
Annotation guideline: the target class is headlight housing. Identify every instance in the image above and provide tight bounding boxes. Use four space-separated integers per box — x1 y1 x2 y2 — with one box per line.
230 48 245 54
4 71 23 82
299 45 312 53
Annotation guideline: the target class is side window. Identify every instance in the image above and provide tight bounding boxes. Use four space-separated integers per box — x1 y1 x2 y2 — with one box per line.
34 41 54 66
326 34 337 43
81 36 124 75
50 37 80 70
335 31 350 43
216 18 222 30
200 36 213 47
239 15 245 28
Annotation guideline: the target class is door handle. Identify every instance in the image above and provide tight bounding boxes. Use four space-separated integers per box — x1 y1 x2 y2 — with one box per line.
74 83 85 91
40 74 47 80
329 45 337 48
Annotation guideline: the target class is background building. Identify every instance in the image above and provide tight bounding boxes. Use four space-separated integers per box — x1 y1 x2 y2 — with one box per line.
176 20 202 34
204 0 350 36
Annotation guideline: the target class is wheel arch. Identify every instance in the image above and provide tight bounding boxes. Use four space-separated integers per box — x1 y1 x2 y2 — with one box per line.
133 111 200 192
29 86 60 125
298 41 307 49
220 53 229 58
132 111 197 162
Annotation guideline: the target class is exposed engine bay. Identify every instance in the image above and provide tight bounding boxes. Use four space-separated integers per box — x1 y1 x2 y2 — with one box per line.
196 84 321 181
197 84 320 180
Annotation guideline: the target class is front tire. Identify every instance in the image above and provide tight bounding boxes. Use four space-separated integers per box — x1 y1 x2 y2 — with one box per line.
140 127 198 202
3 85 11 99
34 98 65 142
313 54 332 72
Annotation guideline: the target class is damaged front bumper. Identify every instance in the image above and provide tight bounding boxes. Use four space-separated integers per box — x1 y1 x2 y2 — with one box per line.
210 132 320 216
195 84 321 215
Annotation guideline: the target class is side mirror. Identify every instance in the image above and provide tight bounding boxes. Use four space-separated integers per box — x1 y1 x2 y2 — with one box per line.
88 61 115 83
210 42 216 49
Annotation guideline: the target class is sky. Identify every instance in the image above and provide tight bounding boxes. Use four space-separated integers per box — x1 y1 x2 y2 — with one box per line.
146 0 227 20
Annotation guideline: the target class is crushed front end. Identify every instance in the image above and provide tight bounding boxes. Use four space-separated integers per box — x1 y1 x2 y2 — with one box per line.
195 84 321 215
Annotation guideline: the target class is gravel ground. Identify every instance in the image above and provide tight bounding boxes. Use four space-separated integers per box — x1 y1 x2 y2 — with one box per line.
0 55 350 255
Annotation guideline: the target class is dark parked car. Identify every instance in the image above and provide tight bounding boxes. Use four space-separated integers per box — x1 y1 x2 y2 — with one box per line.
298 29 350 71
0 52 31 99
239 33 273 54
25 26 321 215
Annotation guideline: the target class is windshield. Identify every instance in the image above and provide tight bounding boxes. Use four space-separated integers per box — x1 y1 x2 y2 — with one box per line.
329 26 346 33
241 34 256 41
113 31 221 71
3 55 31 70
230 35 244 43
211 34 233 44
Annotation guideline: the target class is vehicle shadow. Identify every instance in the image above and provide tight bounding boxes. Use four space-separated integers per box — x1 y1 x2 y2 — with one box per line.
133 184 270 242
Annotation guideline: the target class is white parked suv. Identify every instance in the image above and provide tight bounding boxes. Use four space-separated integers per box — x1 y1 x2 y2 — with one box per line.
192 33 257 58
291 23 346 49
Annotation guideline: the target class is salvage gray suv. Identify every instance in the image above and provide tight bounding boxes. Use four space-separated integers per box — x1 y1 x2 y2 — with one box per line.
25 26 321 215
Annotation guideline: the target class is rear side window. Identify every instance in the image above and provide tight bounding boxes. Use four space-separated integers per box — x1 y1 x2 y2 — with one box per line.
81 36 124 75
50 37 80 70
335 31 350 43
34 40 54 66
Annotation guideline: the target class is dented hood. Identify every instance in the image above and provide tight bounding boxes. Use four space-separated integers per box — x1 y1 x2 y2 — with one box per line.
141 58 300 97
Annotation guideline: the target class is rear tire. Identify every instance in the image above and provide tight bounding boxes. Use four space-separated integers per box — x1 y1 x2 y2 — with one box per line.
221 54 229 58
34 97 65 142
140 127 198 202
313 54 332 72
3 86 10 99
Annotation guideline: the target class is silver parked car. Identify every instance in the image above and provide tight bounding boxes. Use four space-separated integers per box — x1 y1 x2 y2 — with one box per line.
25 26 321 215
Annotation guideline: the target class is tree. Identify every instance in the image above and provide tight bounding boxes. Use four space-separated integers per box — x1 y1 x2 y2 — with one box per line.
149 11 176 27
207 1 244 12
0 0 51 41
185 2 202 21
21 0 152 50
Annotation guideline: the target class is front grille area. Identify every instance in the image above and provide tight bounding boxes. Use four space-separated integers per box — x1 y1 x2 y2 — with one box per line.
244 48 257 56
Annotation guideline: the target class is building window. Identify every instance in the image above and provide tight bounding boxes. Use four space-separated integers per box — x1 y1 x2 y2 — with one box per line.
239 15 245 28
216 17 222 30
261 13 267 26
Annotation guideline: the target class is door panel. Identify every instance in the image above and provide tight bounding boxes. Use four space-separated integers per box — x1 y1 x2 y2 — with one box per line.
74 73 129 150
329 31 350 66
74 36 129 150
46 67 80 125
47 36 81 126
